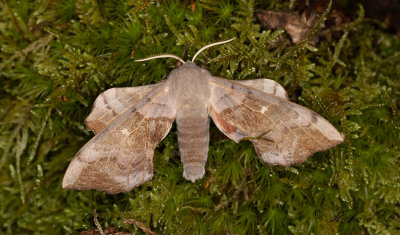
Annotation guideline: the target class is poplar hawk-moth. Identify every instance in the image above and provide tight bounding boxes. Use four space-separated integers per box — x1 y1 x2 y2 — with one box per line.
63 39 344 194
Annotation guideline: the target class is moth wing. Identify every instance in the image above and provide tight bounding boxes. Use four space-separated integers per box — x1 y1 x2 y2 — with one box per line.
85 83 161 134
209 76 344 166
63 83 175 194
235 78 289 100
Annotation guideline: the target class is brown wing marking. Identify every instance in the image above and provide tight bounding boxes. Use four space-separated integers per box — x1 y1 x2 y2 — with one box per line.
63 83 175 194
85 83 161 134
209 76 344 166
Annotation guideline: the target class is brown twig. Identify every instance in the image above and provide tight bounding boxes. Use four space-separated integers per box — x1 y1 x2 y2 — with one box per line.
141 0 148 9
94 209 104 235
177 42 188 67
258 56 264 77
4 0 30 43
97 52 117 95
201 53 209 70
124 219 156 235
214 176 248 211
191 1 196 11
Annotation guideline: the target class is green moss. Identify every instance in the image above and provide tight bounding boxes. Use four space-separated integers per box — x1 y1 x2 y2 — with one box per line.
1 0 399 234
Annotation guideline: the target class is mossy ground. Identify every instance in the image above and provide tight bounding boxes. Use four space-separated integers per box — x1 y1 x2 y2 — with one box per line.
1 0 399 234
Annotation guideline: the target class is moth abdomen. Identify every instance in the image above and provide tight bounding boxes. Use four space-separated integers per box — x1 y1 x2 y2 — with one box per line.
176 112 210 182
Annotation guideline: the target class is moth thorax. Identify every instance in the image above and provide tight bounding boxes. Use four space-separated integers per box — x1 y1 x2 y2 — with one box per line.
176 110 210 182
167 62 211 103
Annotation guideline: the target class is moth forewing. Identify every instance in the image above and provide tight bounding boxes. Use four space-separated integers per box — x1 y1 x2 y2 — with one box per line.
62 82 176 194
85 83 162 134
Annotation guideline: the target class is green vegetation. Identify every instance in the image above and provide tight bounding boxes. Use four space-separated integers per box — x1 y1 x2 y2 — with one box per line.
1 0 399 234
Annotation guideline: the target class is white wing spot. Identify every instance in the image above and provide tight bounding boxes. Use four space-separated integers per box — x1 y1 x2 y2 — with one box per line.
121 129 129 135
260 106 269 114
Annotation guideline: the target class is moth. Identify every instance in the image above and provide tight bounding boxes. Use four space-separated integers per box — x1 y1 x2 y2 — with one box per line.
63 39 344 194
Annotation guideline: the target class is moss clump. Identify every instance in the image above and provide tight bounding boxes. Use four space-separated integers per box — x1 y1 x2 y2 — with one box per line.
1 0 399 234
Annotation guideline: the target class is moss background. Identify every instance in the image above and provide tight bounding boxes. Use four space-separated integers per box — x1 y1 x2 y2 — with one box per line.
1 0 399 234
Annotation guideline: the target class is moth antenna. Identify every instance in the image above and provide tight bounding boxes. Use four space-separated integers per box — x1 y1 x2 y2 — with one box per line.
135 54 185 64
192 38 236 62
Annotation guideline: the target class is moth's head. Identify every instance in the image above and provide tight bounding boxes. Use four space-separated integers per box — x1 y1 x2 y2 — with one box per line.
134 38 235 66
164 61 202 78
181 60 198 68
